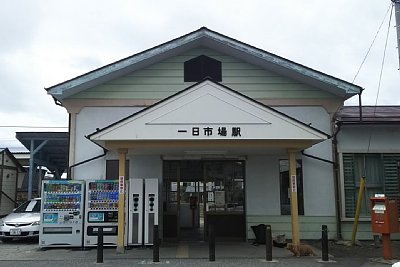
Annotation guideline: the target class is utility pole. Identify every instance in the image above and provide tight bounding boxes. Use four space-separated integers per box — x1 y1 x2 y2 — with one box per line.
393 0 400 67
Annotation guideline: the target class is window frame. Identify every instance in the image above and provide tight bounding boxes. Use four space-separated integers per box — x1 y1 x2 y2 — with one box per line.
279 159 304 216
340 152 400 220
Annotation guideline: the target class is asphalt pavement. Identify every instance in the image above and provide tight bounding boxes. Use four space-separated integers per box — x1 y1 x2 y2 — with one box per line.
0 238 399 267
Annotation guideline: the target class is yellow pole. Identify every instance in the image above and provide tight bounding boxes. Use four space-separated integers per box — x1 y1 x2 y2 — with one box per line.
351 176 365 246
288 150 300 246
116 148 127 253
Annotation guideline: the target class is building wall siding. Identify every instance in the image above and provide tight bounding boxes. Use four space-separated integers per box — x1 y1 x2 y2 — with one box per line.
247 215 337 240
341 222 400 240
73 106 143 179
337 125 400 153
70 48 337 100
0 169 17 216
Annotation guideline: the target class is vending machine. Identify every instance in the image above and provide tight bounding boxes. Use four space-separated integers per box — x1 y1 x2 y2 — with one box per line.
127 178 158 246
39 180 85 248
84 180 120 247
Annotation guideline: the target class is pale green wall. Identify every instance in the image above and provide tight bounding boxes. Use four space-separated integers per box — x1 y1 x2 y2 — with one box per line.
70 48 337 100
247 215 337 240
341 222 400 240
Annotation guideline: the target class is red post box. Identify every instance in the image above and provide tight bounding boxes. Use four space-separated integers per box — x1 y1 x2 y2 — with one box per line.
370 196 399 260
370 197 399 234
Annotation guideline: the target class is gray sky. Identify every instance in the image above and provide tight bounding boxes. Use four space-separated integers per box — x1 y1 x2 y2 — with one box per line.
1 0 399 150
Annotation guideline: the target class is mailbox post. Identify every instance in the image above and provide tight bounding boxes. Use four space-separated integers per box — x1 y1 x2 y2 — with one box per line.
370 196 399 260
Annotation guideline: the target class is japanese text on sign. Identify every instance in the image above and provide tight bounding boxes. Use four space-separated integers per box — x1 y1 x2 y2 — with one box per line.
291 175 297 193
119 176 124 194
178 126 242 137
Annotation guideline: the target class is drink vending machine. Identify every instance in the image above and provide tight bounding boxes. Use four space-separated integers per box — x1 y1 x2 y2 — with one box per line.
128 178 158 246
39 180 85 248
84 180 120 246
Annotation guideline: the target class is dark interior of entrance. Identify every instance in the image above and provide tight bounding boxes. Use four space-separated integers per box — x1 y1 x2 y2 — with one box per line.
163 160 245 241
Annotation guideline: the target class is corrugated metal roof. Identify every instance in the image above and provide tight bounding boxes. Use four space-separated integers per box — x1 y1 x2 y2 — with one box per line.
336 106 400 123
15 132 68 175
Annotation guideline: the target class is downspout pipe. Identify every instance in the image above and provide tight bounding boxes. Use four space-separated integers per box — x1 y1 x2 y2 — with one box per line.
332 119 344 240
301 122 343 240
68 136 108 176
359 93 363 122
301 151 335 165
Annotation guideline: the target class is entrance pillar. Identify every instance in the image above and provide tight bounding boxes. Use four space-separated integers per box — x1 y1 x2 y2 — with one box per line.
116 148 127 253
288 149 300 246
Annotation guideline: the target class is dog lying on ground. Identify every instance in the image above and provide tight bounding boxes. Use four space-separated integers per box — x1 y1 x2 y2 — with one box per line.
286 243 316 257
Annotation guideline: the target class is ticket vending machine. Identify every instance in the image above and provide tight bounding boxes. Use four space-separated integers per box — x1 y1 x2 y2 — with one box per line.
128 179 143 245
144 178 158 245
127 178 158 246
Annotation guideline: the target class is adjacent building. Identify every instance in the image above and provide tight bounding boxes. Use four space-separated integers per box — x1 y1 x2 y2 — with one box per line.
0 148 25 217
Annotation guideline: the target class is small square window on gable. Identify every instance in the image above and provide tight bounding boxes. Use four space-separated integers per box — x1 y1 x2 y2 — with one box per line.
184 55 222 82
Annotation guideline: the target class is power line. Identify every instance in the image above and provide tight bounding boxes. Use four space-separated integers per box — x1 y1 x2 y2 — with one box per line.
373 3 394 107
367 3 394 152
352 2 393 83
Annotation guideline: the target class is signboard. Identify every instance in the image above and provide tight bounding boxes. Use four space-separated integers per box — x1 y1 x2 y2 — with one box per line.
119 176 124 194
291 175 297 193
178 126 242 137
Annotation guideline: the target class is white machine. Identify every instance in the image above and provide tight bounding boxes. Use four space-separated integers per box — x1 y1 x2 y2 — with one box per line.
144 178 159 245
128 179 143 245
39 180 85 248
84 180 119 247
128 178 158 246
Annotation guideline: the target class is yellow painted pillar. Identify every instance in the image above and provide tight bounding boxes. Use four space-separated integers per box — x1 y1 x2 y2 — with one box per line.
116 148 127 253
288 150 300 246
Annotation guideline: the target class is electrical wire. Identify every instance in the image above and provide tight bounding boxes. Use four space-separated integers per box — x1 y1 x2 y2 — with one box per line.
352 3 393 83
373 4 394 107
367 3 394 152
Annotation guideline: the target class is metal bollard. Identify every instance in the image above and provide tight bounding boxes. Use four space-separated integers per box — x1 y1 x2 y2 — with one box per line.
321 225 329 261
209 224 215 262
97 227 104 264
153 225 160 262
265 225 272 261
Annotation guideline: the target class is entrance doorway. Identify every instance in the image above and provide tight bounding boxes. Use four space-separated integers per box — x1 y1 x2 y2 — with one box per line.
162 160 245 242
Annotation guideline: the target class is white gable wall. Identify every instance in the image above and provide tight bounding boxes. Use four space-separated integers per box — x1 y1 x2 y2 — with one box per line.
276 106 335 216
73 106 143 180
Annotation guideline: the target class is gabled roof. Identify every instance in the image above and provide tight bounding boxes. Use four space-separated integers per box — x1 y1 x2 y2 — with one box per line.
88 79 329 146
46 27 362 101
0 148 26 172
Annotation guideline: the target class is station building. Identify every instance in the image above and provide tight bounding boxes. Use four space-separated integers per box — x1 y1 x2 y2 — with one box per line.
46 27 399 242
